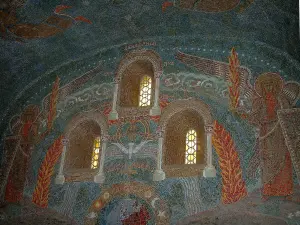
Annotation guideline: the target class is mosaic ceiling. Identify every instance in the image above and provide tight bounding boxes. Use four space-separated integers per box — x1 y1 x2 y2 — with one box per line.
0 0 299 136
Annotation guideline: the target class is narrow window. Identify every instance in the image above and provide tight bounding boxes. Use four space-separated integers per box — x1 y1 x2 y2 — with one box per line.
185 129 197 164
139 75 152 107
91 137 100 169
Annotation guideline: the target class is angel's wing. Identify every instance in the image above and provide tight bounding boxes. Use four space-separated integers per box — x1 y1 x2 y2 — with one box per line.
175 51 254 98
282 81 300 106
111 143 128 154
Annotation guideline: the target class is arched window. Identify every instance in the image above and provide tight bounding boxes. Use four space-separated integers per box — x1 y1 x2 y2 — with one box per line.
164 110 204 166
91 136 101 169
139 75 152 107
119 60 155 108
65 120 101 172
157 99 215 179
56 112 108 184
185 129 197 165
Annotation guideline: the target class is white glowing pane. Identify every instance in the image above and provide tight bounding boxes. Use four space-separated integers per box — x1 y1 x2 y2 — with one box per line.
185 129 197 165
188 148 194 154
187 142 193 148
139 75 152 107
91 137 101 169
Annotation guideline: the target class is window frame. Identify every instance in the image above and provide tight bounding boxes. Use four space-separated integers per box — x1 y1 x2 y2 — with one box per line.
158 99 214 178
62 112 108 183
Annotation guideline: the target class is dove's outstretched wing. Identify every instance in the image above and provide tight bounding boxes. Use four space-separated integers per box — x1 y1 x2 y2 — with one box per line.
133 140 152 153
111 143 128 154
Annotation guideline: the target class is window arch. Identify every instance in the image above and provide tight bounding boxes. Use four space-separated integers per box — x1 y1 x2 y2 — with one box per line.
109 49 163 120
65 119 101 171
164 110 204 166
59 112 108 182
119 60 155 107
158 99 214 178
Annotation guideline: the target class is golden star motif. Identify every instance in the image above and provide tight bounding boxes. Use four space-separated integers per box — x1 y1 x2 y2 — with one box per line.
144 190 152 199
103 192 110 200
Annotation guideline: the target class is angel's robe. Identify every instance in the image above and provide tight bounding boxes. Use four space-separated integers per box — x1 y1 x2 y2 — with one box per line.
249 93 293 196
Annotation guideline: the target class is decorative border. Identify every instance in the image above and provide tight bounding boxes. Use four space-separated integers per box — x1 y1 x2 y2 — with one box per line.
175 51 254 99
85 182 169 225
42 65 103 113
64 111 108 138
159 99 213 130
115 49 163 80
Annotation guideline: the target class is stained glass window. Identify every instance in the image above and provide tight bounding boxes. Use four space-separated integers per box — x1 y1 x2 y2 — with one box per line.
185 129 197 164
139 75 152 107
91 137 100 169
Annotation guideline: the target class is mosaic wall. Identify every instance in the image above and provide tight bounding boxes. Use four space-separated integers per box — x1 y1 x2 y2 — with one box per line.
0 42 299 225
0 1 300 224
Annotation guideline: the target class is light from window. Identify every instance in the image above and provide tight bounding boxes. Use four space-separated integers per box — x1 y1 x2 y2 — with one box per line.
91 137 100 169
185 129 197 164
139 75 152 107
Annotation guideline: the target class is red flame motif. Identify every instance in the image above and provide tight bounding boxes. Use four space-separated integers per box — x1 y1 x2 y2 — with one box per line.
54 5 72 14
75 16 92 24
162 1 174 12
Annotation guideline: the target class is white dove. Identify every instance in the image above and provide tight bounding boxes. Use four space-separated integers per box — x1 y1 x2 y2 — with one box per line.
111 140 152 159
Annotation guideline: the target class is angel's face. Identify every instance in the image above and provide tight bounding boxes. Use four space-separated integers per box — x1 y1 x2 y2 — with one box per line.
262 80 279 97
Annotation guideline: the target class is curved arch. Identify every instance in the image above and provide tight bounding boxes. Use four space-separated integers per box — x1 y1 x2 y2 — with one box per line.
115 49 163 81
85 182 169 225
55 111 109 183
159 99 213 130
158 99 214 178
64 111 108 139
110 49 163 118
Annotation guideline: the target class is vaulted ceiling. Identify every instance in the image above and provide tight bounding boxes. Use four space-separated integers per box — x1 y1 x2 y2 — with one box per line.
0 0 299 137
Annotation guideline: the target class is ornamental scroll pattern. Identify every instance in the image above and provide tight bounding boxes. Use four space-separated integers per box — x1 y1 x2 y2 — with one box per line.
57 83 113 112
161 72 229 99
175 51 254 99
42 65 103 113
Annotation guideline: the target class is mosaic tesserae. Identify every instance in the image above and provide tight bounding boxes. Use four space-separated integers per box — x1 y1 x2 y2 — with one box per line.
0 0 300 224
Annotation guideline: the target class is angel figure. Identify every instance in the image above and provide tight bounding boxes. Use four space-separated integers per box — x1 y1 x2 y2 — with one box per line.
247 73 300 199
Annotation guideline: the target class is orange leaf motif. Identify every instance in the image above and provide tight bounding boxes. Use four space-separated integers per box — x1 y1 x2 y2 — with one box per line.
47 76 60 131
54 5 72 14
212 121 247 204
32 136 63 208
228 47 240 110
74 16 92 24
162 1 173 12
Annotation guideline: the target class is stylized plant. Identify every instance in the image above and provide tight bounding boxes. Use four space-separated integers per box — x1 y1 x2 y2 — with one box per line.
228 48 240 111
47 76 60 131
212 120 247 204
32 135 63 208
